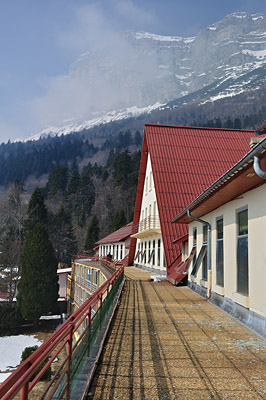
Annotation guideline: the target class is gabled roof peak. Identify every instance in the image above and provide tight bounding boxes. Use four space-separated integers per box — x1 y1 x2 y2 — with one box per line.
129 124 257 268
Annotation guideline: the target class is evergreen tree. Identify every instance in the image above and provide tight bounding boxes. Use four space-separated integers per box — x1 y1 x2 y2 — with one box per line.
79 166 95 218
134 130 142 146
50 205 77 265
24 187 48 234
47 163 69 196
215 117 222 128
234 118 242 129
112 149 133 188
102 169 109 181
84 215 99 254
106 149 115 167
76 207 86 227
112 209 126 231
70 158 79 172
224 117 233 129
17 223 58 325
67 169 80 195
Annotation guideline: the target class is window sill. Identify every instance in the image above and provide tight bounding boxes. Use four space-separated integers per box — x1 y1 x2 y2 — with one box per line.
212 284 225 296
200 279 208 288
232 292 250 309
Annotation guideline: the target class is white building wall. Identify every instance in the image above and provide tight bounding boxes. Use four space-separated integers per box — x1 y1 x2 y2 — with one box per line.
134 153 165 271
187 183 266 317
58 273 67 298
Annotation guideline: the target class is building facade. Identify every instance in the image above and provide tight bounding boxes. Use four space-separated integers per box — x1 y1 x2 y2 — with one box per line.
129 123 259 281
96 222 133 264
67 258 112 313
172 135 266 335
131 153 165 272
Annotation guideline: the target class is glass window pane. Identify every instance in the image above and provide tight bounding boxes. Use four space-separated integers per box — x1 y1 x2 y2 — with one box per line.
216 240 224 286
193 228 197 244
203 225 208 243
217 218 223 239
238 209 248 235
237 236 248 295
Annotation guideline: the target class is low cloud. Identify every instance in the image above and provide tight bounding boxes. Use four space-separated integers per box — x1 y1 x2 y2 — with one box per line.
113 0 155 26
29 1 158 133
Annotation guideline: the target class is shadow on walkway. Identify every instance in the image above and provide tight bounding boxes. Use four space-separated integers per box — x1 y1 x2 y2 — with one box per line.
87 267 266 399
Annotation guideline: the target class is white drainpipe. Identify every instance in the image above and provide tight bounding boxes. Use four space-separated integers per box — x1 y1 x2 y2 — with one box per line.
253 155 266 180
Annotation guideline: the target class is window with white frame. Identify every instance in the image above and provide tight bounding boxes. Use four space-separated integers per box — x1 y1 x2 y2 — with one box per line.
216 217 224 286
202 225 208 280
76 264 80 283
85 267 91 289
191 227 197 276
93 269 98 285
237 207 248 295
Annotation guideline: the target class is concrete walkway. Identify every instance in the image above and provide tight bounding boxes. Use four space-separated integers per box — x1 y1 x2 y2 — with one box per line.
87 267 266 399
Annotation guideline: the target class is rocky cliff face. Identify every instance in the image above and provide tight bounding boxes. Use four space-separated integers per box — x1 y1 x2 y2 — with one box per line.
25 12 266 141
69 12 266 109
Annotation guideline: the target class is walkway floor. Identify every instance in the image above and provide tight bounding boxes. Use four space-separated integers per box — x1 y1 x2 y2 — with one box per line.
87 267 266 399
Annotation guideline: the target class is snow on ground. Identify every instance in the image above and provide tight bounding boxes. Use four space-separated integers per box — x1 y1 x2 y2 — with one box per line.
39 315 61 320
0 334 42 384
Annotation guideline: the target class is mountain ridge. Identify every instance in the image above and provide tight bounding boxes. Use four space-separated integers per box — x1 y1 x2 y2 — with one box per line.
18 11 266 142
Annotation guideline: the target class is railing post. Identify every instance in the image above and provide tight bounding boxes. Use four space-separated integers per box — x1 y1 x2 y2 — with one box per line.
87 307 91 356
65 323 74 400
21 381 29 400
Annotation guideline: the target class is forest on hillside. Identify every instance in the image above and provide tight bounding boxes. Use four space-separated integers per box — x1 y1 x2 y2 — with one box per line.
1 103 266 315
0 99 266 188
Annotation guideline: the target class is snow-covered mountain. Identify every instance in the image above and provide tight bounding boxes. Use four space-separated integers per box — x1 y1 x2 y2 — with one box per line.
23 12 266 141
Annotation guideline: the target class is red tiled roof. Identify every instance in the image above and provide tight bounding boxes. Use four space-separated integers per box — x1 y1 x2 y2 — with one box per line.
96 222 133 244
129 124 256 270
173 136 266 224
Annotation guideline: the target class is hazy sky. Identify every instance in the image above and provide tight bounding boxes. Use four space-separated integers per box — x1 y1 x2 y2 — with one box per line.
1 0 266 142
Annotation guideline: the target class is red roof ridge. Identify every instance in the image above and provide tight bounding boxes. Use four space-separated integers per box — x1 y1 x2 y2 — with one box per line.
144 123 254 133
96 222 133 245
